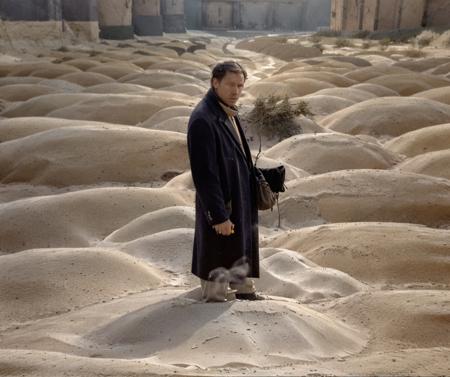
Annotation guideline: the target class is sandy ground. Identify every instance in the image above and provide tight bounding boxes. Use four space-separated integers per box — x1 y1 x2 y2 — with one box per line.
0 30 449 377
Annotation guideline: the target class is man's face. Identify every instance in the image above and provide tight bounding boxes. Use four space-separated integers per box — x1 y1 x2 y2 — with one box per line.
212 71 245 107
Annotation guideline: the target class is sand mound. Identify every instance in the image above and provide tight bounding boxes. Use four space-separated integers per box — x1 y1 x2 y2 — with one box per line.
351 83 400 97
263 133 399 174
0 248 162 324
429 62 450 75
0 76 43 86
293 95 355 117
245 82 298 98
140 105 193 128
258 248 366 302
0 187 192 253
384 123 450 157
7 63 80 79
366 73 450 96
0 117 130 142
56 71 116 87
236 38 321 61
118 229 194 280
82 297 366 366
36 78 84 93
284 78 336 97
87 65 144 80
131 56 174 70
150 116 189 133
82 82 154 94
255 155 310 181
307 87 376 103
0 84 62 101
46 94 192 125
148 59 210 73
0 125 189 186
0 93 101 118
63 58 101 70
266 222 450 288
344 66 411 82
104 206 195 243
269 71 357 87
395 150 450 180
260 170 450 229
119 71 204 89
162 84 206 97
321 97 450 137
414 86 450 105
164 171 195 190
394 57 450 72
324 290 450 350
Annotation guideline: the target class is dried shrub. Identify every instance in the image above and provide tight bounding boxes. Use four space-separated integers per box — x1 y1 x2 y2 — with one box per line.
246 96 312 141
361 41 373 49
403 48 426 58
379 38 392 47
434 30 450 48
335 38 354 48
416 30 439 48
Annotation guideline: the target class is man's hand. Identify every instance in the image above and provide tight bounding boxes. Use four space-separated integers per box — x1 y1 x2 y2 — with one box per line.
213 220 235 236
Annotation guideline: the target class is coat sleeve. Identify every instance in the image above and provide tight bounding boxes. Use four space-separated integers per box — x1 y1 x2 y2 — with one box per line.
187 117 228 226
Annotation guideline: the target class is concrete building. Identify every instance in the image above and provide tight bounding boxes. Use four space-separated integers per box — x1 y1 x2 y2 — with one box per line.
62 0 99 41
0 0 64 46
331 0 449 33
161 0 187 33
97 0 134 39
133 0 163 36
199 0 331 31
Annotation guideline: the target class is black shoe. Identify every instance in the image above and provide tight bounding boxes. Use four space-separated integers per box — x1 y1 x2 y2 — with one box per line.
235 293 265 301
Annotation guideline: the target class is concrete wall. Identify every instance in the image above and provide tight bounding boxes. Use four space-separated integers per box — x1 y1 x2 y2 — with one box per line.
0 0 62 21
97 0 134 39
62 0 99 41
161 0 186 32
133 0 163 35
202 0 233 29
301 0 331 31
185 0 203 29
331 0 429 32
424 0 450 28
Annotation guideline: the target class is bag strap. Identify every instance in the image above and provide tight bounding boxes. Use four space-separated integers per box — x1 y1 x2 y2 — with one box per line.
254 126 282 229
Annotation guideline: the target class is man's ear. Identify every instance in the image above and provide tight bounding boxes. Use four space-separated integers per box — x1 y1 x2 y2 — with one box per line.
212 77 219 90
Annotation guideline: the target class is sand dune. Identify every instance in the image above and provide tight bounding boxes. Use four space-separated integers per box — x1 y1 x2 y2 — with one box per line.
0 187 193 253
262 169 450 228
258 247 366 301
308 87 377 102
321 290 450 351
366 73 450 96
81 296 366 366
343 65 412 82
118 71 205 89
0 84 63 101
262 133 400 174
351 82 400 97
265 222 450 288
104 206 195 243
150 116 190 133
0 117 130 142
384 123 450 157
290 95 356 117
321 97 450 137
414 86 450 105
140 105 193 127
46 94 193 125
395 149 450 180
0 125 189 186
0 248 163 325
82 82 154 94
56 71 116 86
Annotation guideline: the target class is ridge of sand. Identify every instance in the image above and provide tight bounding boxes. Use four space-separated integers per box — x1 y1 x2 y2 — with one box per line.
395 149 450 180
264 222 450 288
384 123 450 157
262 133 400 174
0 125 189 186
0 248 163 325
414 85 450 105
320 96 450 137
0 187 193 253
261 169 450 229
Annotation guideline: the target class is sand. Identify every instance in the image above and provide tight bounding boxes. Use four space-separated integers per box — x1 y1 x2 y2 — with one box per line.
0 31 449 377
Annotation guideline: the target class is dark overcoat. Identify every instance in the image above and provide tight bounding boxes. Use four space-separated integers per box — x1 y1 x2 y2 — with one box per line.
187 89 259 281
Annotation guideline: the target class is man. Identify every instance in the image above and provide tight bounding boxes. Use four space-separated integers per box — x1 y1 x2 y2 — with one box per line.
187 61 261 302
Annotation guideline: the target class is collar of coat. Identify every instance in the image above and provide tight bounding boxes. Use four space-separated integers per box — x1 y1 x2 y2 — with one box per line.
205 88 239 119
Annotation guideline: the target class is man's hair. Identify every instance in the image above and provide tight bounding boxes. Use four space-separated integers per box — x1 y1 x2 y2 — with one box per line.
211 61 247 84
